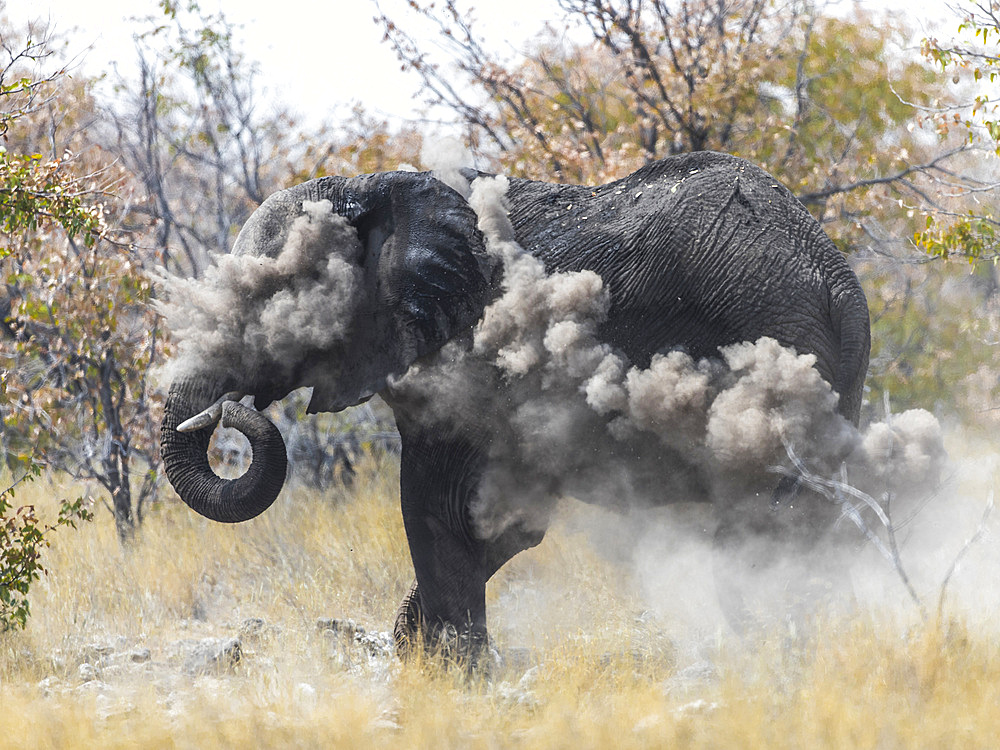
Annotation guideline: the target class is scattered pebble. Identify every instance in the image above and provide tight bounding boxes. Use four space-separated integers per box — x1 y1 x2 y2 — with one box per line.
181 637 242 675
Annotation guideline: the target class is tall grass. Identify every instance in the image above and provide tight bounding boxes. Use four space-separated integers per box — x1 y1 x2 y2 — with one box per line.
1 455 998 749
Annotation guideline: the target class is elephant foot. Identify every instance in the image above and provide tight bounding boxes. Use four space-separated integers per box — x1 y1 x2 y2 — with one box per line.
393 580 493 673
393 580 425 658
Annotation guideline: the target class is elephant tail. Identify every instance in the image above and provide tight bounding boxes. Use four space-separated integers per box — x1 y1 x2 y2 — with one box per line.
831 278 871 426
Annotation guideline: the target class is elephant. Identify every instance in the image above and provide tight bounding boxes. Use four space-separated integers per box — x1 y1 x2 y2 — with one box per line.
160 150 870 659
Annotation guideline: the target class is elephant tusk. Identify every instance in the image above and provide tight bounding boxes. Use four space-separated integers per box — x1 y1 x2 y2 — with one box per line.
176 391 245 432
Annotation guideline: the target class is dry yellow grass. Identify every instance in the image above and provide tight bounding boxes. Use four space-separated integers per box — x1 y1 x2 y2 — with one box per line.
2 454 999 749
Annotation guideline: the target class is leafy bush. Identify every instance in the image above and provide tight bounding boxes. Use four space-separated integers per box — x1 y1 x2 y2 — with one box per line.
0 463 92 631
1 20 163 542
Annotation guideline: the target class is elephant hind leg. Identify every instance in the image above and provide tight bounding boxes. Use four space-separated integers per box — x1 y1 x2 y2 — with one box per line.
481 521 547 580
712 487 850 636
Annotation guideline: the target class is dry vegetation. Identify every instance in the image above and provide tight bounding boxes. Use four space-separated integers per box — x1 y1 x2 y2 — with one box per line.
2 442 999 749
3 2 1000 746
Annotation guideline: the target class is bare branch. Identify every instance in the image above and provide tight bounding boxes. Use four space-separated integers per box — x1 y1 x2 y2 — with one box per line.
936 491 994 622
771 442 928 620
797 147 972 204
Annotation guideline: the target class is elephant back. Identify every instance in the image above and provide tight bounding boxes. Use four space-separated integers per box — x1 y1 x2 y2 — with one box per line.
503 152 869 420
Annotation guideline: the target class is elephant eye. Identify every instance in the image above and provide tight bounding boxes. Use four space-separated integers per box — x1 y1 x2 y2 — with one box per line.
343 197 364 223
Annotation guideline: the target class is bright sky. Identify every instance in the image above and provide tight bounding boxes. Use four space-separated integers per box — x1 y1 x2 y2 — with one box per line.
13 0 957 132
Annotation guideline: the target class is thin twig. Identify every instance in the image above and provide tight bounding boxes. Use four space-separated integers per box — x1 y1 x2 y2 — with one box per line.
937 491 995 622
771 442 928 619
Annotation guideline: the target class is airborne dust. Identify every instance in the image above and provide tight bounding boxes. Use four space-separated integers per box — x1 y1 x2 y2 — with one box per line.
158 198 366 388
158 144 997 635
393 170 946 540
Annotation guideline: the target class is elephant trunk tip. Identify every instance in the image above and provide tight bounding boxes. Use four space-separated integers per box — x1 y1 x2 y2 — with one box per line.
176 391 246 432
161 380 287 524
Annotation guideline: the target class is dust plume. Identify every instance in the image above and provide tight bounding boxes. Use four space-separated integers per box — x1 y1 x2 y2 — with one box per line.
450 169 991 641
422 137 474 199
393 171 949 548
156 200 366 387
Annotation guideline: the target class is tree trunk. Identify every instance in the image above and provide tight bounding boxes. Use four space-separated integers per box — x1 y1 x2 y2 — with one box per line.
99 350 135 544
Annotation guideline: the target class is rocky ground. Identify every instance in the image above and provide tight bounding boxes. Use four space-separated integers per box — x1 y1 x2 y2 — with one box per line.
17 607 726 731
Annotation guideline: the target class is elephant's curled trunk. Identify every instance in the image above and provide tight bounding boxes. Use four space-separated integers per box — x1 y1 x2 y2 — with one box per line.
161 378 288 523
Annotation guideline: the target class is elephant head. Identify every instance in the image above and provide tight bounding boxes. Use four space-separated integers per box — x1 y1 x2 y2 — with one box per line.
160 171 493 523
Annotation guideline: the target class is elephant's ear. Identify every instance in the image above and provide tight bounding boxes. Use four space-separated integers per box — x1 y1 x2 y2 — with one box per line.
306 172 494 413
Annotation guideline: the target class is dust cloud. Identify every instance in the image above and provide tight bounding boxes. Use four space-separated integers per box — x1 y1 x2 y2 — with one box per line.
157 199 366 387
393 170 948 544
393 156 994 641
423 137 474 199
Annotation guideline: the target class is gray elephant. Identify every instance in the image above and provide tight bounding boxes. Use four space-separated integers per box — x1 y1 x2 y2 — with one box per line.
160 151 870 657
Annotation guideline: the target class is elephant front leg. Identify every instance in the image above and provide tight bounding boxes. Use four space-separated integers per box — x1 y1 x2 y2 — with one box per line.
394 429 491 663
399 510 490 661
392 418 551 664
393 520 547 658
